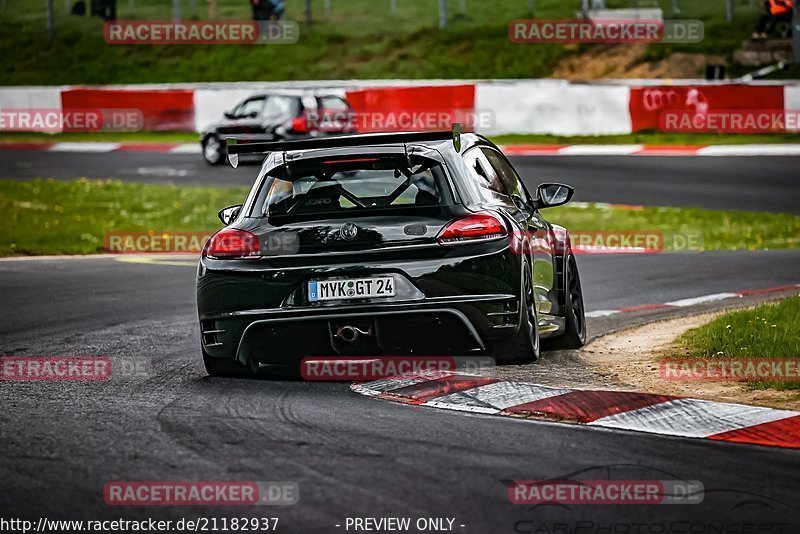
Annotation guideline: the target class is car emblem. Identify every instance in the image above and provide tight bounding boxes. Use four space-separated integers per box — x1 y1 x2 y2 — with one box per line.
340 222 358 241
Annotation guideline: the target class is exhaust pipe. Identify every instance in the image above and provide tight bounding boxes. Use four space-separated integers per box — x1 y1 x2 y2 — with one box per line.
336 325 372 343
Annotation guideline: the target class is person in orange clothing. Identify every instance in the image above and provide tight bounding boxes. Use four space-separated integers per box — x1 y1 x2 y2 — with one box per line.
753 0 795 40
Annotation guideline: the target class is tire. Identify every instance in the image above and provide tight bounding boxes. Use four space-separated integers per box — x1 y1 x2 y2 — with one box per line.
202 135 225 166
202 349 251 377
545 254 587 350
486 262 540 364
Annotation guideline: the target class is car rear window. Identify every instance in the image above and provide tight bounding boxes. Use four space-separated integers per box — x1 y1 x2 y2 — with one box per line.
254 154 450 220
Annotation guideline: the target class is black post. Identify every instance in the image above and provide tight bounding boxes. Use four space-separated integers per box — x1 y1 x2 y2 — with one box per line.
794 5 800 63
305 0 312 25
46 0 55 39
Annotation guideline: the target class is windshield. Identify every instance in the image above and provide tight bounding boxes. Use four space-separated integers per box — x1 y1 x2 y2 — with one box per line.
253 154 450 220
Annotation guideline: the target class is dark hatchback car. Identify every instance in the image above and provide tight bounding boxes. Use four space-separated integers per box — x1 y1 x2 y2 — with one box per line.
200 90 355 165
197 131 586 376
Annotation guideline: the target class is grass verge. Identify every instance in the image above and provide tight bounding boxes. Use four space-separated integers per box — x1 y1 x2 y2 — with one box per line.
1 178 798 256
0 0 793 84
672 296 800 390
0 179 248 255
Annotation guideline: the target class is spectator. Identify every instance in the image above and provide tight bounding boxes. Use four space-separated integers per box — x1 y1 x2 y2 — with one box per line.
251 0 284 21
90 0 116 21
752 0 794 40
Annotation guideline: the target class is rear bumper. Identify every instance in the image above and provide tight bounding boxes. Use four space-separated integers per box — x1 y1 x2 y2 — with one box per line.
200 294 521 367
197 241 525 367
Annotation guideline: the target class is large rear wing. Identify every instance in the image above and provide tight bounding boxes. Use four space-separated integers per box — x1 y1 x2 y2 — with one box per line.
224 125 463 168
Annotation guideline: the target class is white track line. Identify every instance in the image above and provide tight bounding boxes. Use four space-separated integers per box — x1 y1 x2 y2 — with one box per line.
696 144 800 157
169 143 201 154
48 142 121 152
558 145 644 156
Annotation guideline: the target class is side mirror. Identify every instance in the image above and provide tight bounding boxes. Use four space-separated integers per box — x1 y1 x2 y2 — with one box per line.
218 204 242 226
535 183 574 209
224 111 235 120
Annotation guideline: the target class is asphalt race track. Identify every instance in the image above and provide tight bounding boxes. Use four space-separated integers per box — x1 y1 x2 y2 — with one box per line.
1 151 799 532
2 149 799 212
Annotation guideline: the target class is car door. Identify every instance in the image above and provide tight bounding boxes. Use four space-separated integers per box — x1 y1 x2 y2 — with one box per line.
217 96 267 138
480 147 557 316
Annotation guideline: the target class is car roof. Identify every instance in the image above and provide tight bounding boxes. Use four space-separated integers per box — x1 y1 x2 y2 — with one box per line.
247 90 345 99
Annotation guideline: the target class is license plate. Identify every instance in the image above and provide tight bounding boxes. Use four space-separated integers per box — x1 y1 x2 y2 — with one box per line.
308 277 395 302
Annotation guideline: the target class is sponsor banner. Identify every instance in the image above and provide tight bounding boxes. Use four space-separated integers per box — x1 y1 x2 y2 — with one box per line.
345 85 475 133
0 108 143 133
301 356 495 381
1 356 111 381
104 481 298 506
630 85 785 133
509 19 703 44
509 479 704 505
104 21 298 45
661 358 800 382
61 89 195 131
661 109 800 133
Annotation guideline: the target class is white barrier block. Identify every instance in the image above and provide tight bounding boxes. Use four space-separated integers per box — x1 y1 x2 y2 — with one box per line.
475 81 632 136
785 84 800 133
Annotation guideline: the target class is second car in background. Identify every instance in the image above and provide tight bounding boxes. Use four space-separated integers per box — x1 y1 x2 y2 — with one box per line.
200 90 356 165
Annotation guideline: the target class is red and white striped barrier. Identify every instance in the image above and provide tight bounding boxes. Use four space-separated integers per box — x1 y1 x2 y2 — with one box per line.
4 141 800 157
1 80 799 136
352 371 800 449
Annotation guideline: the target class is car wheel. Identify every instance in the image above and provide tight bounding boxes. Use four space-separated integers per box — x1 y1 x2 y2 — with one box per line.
202 349 250 377
487 262 540 364
545 254 587 350
202 135 224 166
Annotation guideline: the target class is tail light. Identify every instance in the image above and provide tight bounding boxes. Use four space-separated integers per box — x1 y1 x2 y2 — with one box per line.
290 116 310 134
437 212 508 246
203 229 261 259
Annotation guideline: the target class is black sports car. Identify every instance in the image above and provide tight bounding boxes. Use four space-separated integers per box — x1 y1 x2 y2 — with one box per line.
200 90 355 165
197 130 586 376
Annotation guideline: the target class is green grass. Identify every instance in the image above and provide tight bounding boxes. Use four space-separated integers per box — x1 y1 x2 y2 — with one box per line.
547 203 800 251
1 178 798 257
3 131 799 146
0 178 248 255
0 0 792 84
673 296 800 390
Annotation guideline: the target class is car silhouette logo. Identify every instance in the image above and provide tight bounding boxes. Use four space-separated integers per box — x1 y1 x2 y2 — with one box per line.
340 222 358 241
